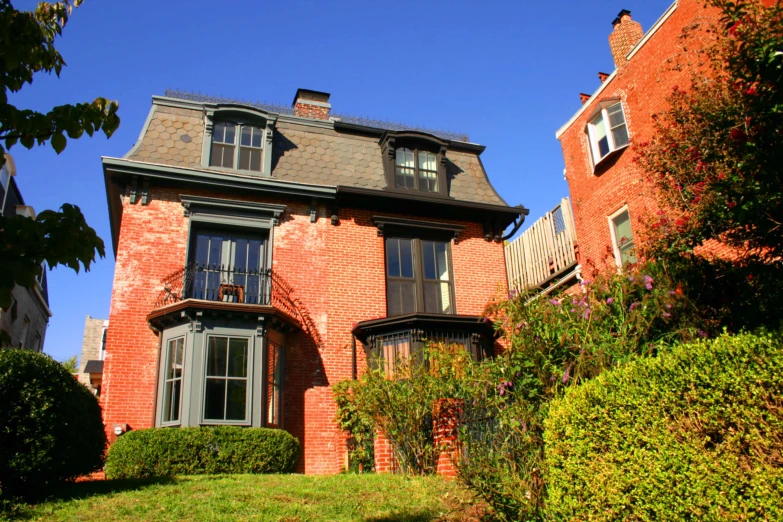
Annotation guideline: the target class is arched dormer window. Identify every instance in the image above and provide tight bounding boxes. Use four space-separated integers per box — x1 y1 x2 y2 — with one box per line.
202 107 276 177
380 131 449 197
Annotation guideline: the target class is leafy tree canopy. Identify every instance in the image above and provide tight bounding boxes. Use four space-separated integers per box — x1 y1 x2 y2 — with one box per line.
637 0 782 262
0 1 119 324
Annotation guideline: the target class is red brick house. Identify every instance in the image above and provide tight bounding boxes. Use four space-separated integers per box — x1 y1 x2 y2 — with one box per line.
99 88 526 473
555 0 728 274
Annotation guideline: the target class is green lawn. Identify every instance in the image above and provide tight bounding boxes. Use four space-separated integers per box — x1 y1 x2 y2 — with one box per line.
1 474 485 522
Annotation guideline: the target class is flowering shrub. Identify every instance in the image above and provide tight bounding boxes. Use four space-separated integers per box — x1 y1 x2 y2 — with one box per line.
456 261 701 521
636 0 783 262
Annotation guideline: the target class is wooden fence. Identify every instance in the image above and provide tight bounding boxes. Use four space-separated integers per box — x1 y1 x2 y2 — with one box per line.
505 197 578 292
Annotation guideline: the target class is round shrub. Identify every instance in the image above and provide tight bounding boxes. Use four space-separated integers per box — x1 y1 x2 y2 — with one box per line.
0 349 106 498
544 331 783 521
105 426 299 479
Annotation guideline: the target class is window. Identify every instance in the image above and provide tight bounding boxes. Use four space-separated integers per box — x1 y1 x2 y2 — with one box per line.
266 340 283 428
190 229 268 304
162 337 185 424
204 336 251 423
385 237 454 316
610 208 637 267
587 101 629 165
395 148 439 192
209 122 264 172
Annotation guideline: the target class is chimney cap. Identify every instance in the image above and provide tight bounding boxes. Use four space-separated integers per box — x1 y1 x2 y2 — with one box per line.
612 9 632 26
292 88 331 107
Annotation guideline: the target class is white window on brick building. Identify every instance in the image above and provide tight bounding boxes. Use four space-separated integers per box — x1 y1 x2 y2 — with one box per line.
587 100 629 167
609 206 637 267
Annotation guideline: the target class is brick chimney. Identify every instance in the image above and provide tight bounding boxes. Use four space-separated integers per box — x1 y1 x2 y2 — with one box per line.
609 10 644 68
292 89 331 120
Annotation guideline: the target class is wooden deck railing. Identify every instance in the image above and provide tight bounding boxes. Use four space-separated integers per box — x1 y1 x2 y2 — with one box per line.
505 197 578 292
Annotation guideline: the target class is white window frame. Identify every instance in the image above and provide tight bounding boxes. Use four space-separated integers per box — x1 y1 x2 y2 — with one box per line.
586 100 630 169
608 205 636 269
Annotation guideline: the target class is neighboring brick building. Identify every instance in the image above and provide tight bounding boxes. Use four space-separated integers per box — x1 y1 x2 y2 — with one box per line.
100 88 526 473
556 0 724 274
0 154 51 351
77 315 108 395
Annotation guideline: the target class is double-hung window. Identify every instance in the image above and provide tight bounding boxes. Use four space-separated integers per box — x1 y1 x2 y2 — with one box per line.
204 336 251 423
587 101 629 165
386 237 454 316
209 122 264 172
395 148 439 193
609 207 637 267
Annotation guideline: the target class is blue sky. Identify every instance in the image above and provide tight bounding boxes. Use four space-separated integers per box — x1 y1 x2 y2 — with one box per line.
10 0 673 362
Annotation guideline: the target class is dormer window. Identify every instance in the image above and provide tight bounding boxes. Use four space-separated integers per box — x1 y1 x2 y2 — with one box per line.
202 108 276 176
381 131 449 197
587 100 629 166
395 148 438 192
209 122 264 172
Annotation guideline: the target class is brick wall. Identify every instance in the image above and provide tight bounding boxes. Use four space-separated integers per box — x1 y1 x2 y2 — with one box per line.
558 0 721 276
101 182 508 473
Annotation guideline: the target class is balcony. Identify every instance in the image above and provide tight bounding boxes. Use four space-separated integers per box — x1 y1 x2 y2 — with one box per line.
148 264 301 331
505 197 579 293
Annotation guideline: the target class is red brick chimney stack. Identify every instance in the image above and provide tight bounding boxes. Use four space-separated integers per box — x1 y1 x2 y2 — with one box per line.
608 10 644 69
292 88 331 120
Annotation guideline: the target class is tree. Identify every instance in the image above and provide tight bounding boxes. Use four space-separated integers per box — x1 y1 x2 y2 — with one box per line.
61 354 78 373
0 0 119 340
637 0 782 263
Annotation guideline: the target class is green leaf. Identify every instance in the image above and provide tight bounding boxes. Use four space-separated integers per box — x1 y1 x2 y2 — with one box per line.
51 132 66 153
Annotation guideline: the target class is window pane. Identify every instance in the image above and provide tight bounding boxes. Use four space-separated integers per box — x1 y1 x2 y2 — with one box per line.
239 148 250 170
240 126 252 147
424 282 452 314
612 124 629 148
434 242 449 280
204 378 226 420
591 114 610 158
207 337 228 376
224 123 235 144
267 341 282 427
620 241 638 265
166 338 184 380
163 379 181 422
249 149 262 171
213 123 226 143
387 281 416 316
387 281 402 316
422 241 450 281
613 210 633 248
225 380 247 420
419 170 438 192
607 103 625 127
422 241 436 280
227 338 248 378
395 148 414 167
386 238 400 277
251 127 263 148
418 151 436 171
399 239 414 278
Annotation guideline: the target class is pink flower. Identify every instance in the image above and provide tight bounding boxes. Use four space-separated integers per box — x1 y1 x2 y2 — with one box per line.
606 297 614 304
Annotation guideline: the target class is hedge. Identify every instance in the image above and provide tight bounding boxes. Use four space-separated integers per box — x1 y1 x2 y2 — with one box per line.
544 331 783 521
0 349 106 498
105 426 299 479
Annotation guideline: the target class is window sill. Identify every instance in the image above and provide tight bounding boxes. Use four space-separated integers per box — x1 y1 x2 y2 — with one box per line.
592 144 629 174
204 165 271 178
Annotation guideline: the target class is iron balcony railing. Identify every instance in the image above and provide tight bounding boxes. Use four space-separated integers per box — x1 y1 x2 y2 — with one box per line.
154 263 299 320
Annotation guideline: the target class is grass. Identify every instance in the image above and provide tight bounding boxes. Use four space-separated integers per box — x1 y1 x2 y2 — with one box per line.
1 474 485 522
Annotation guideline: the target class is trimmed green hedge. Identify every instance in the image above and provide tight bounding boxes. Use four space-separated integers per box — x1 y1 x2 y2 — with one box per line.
0 349 106 498
105 426 299 479
544 331 783 521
